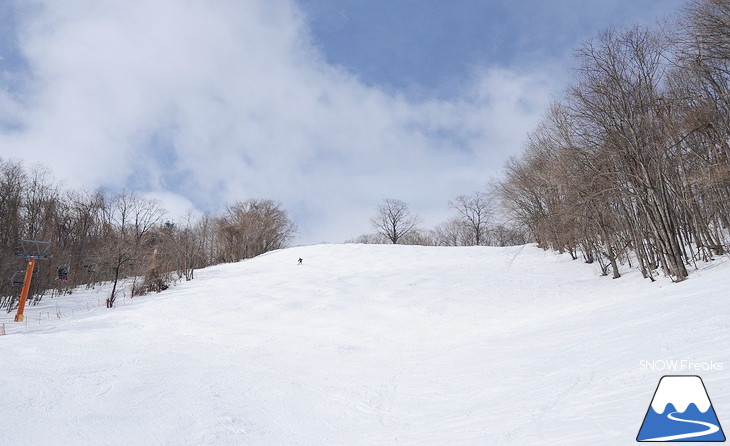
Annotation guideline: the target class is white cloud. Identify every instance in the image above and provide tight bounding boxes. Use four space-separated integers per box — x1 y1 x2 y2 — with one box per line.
0 0 556 243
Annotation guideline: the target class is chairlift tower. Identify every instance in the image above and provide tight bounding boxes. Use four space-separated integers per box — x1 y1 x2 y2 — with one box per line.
14 240 52 322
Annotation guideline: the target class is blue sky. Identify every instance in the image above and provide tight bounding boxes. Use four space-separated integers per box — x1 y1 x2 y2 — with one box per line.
0 0 686 243
298 0 683 94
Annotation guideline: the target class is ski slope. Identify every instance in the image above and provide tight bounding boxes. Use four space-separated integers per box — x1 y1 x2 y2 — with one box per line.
1 244 728 445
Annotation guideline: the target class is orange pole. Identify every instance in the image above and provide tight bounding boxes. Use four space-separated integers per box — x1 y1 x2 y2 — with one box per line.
14 258 36 322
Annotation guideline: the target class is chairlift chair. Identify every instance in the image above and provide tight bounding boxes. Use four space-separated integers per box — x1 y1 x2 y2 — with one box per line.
57 265 69 281
11 271 25 287
84 262 97 275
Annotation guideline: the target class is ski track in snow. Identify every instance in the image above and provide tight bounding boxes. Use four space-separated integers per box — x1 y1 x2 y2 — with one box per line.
1 244 729 445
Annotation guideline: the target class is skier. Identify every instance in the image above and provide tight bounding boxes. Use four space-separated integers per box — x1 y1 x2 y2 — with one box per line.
298 257 303 265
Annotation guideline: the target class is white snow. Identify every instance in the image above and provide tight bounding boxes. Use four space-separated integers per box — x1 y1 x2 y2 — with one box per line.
650 376 712 414
1 243 729 445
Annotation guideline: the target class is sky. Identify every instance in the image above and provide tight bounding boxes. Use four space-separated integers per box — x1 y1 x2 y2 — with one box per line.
0 0 686 244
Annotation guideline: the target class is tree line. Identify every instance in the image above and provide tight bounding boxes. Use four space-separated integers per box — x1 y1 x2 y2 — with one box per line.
350 194 528 247
0 159 296 310
497 0 730 281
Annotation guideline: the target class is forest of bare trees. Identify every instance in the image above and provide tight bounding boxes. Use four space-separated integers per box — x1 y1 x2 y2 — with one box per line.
498 0 730 282
0 159 297 311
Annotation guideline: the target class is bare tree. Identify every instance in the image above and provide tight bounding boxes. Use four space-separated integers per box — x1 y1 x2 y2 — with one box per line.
399 228 433 246
370 199 420 244
165 211 212 281
449 191 494 246
215 199 297 262
102 190 166 308
431 218 469 246
345 232 390 244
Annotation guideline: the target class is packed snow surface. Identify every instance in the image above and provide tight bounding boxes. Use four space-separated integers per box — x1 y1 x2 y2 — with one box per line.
1 244 729 445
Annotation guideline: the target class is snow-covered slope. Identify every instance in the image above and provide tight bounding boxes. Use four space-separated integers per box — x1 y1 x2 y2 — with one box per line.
1 244 729 445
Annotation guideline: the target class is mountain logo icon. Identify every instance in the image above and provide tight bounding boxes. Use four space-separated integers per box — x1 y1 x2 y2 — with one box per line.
637 375 725 442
